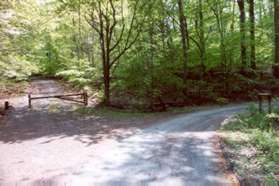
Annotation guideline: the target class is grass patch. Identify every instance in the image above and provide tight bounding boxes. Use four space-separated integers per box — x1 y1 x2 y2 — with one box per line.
74 104 224 120
74 106 158 119
221 104 279 183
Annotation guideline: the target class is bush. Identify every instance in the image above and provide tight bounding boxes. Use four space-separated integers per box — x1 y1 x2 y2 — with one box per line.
216 97 229 105
233 104 276 131
0 55 38 80
252 130 279 179
266 113 279 130
222 105 279 182
56 58 99 89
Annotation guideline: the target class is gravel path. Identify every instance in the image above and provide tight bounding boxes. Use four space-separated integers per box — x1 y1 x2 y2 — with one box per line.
0 80 248 186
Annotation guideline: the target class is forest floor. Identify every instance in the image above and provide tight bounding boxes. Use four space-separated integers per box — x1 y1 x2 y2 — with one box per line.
0 79 249 185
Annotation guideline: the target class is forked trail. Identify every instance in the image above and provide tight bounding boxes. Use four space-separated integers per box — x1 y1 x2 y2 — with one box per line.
0 79 247 185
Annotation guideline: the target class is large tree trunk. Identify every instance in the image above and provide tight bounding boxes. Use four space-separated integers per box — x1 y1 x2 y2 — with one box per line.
98 6 111 106
103 64 110 105
249 0 256 69
103 49 111 106
177 0 189 80
237 0 247 69
101 44 111 106
274 0 279 64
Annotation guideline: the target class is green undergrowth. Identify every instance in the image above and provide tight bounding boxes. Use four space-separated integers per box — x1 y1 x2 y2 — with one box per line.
74 103 220 119
0 79 29 97
221 104 279 183
74 106 157 119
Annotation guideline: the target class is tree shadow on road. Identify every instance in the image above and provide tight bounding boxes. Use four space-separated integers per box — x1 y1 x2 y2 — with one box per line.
23 132 229 186
0 104 156 145
0 102 234 185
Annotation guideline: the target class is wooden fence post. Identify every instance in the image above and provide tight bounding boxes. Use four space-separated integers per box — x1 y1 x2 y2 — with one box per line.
268 96 272 114
258 95 263 113
4 101 9 110
84 91 88 106
28 94 32 108
258 93 272 113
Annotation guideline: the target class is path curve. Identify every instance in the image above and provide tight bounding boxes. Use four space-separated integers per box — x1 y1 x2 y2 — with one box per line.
0 80 248 186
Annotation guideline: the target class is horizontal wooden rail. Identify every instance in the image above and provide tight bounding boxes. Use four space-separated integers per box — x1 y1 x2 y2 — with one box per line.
29 93 84 99
28 92 88 108
59 96 86 104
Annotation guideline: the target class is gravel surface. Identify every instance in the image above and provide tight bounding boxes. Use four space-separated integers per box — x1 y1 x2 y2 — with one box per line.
0 80 248 186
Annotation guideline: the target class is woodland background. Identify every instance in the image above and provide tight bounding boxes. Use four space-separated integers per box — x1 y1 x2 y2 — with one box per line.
1 0 279 111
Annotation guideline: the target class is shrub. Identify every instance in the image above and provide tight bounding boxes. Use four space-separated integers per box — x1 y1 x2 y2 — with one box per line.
216 97 229 105
222 105 279 182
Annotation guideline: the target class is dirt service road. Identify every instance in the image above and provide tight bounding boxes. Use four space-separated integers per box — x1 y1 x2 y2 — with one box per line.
0 80 247 185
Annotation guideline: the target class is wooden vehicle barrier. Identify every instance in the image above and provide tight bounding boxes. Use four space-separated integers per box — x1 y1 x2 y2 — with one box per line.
28 91 88 108
0 101 9 117
4 101 9 110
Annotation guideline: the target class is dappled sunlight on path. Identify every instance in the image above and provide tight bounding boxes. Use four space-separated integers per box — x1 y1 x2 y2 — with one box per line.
0 79 247 185
0 104 247 185
0 129 228 185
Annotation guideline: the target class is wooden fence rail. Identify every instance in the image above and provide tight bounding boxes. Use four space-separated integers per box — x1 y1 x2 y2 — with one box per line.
28 91 88 108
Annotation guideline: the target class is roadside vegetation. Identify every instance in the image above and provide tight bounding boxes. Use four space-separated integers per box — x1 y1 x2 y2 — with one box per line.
0 79 29 98
220 104 279 184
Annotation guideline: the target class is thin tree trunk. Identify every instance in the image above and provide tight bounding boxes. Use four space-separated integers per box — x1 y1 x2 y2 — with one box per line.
259 0 264 37
237 0 247 69
177 0 189 81
229 0 236 70
274 0 279 64
211 4 227 70
249 0 256 69
198 0 205 74
148 22 155 109
77 0 81 62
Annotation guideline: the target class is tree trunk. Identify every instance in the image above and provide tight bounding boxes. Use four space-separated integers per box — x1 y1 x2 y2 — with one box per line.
86 0 143 106
198 0 205 74
210 3 227 71
274 0 279 64
229 0 236 70
177 0 189 80
103 64 110 106
249 0 256 69
77 0 81 62
148 22 155 110
237 0 247 69
98 8 111 106
101 50 111 106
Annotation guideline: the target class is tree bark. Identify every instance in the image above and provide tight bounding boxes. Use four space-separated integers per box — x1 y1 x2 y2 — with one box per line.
274 0 279 64
229 0 236 70
237 0 247 69
103 63 110 105
249 0 256 69
198 0 205 74
210 3 227 70
177 0 189 80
